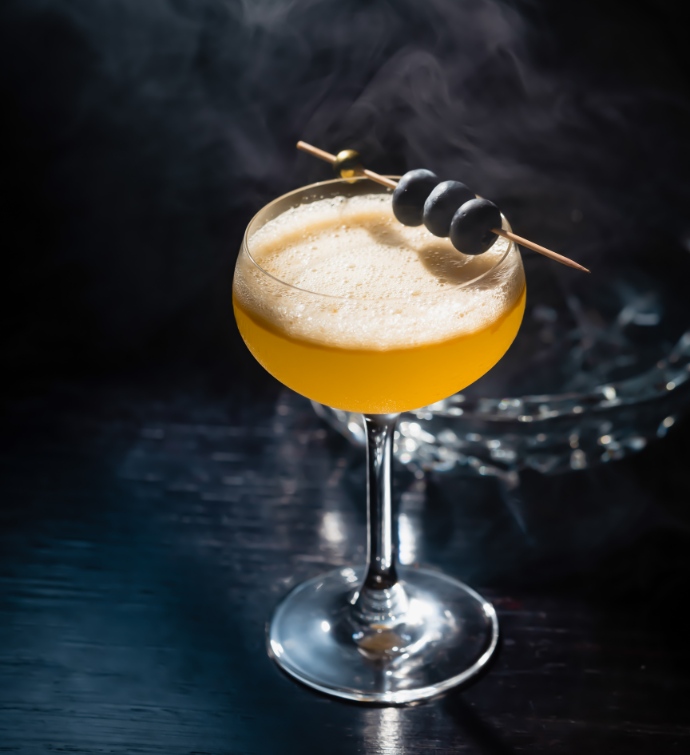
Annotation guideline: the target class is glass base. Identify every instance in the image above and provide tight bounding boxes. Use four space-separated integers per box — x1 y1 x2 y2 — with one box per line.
268 566 499 704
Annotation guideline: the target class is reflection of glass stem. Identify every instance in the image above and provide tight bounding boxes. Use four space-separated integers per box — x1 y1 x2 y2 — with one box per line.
352 414 409 634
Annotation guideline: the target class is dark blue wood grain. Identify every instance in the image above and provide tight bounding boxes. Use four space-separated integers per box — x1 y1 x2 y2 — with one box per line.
1 379 689 754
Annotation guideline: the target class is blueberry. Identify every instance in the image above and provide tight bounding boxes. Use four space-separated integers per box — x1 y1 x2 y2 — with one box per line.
392 169 439 226
449 198 501 255
423 180 475 237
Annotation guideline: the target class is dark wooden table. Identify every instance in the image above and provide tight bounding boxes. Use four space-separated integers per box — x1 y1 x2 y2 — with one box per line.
2 376 689 754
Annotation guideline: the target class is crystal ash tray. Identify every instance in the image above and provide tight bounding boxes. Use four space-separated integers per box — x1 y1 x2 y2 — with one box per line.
314 254 690 479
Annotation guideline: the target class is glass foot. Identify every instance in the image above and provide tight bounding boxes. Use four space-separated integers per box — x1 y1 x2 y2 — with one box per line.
268 566 499 704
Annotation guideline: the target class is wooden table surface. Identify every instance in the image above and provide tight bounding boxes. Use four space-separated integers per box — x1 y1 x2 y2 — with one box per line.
1 376 689 754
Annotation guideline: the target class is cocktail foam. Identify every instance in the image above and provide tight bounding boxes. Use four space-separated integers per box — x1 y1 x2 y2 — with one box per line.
234 193 524 350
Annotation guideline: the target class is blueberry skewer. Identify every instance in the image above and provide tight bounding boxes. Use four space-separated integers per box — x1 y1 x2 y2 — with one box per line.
296 141 590 273
392 173 500 255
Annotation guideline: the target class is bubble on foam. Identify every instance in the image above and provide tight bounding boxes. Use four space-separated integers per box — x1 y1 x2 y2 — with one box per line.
235 193 525 350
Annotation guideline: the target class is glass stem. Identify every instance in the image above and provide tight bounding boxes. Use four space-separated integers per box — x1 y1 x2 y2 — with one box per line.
362 413 400 590
352 413 406 628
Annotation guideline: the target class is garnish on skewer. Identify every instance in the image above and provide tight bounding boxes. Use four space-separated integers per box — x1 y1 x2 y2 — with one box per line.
297 140 590 273
423 180 475 237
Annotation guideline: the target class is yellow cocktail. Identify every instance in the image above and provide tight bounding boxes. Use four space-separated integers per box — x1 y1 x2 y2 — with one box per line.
233 184 525 413
232 177 526 704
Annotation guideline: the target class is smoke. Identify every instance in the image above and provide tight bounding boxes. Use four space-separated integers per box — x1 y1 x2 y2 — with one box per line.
1 0 688 377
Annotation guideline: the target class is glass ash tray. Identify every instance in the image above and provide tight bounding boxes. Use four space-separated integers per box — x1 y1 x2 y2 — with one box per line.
314 252 690 481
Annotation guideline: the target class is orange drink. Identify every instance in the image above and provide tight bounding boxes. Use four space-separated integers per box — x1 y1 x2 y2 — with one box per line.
233 187 525 413
232 177 528 703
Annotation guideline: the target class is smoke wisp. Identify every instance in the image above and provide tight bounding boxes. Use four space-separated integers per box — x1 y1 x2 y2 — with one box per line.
1 0 688 376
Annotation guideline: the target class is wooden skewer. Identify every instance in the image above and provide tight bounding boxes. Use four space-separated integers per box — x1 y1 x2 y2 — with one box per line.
297 140 589 273
491 228 589 272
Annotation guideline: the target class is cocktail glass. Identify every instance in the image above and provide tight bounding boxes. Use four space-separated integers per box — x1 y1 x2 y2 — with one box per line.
233 177 526 703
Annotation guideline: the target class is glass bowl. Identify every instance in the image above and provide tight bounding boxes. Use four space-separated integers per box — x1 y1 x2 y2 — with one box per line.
314 250 690 482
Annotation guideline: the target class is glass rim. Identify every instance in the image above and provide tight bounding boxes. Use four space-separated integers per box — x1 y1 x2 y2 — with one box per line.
240 176 518 302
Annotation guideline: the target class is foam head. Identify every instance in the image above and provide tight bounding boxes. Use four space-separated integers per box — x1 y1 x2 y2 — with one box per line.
234 193 524 350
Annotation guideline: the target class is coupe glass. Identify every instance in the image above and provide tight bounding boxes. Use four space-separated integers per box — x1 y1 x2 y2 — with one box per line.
233 177 525 703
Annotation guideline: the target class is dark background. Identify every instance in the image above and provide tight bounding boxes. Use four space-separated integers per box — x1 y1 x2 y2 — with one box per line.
1 0 690 752
2 0 690 388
